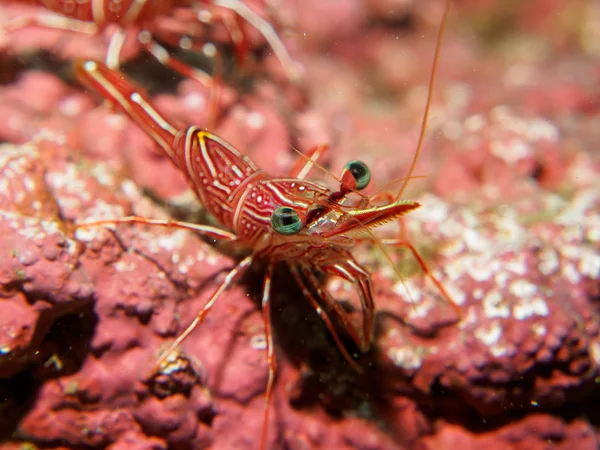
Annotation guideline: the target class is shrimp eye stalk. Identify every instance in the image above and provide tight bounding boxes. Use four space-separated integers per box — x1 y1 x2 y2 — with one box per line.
342 160 371 191
271 207 302 235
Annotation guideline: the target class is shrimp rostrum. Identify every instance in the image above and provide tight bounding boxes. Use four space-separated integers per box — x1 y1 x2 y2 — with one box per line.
73 3 455 448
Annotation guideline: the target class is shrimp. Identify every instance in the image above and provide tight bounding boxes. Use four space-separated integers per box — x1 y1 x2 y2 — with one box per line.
73 0 454 448
0 0 299 85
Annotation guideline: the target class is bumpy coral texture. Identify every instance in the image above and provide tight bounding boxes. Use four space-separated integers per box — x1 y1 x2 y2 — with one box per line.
0 0 599 449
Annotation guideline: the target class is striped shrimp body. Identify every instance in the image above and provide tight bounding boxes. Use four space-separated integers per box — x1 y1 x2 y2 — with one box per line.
74 1 455 447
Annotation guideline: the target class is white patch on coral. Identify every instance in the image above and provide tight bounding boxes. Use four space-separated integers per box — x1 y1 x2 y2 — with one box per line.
392 280 421 304
447 82 473 109
443 255 468 281
151 230 186 253
438 217 465 238
0 144 32 168
105 113 127 130
115 260 136 272
92 164 115 186
562 263 581 284
483 290 510 319
75 226 102 242
538 247 559 275
443 282 466 306
158 351 187 374
490 139 531 164
463 229 492 253
464 114 486 133
505 254 527 275
460 209 479 229
494 271 509 288
513 296 549 320
532 322 547 337
75 201 127 241
509 279 537 298
458 306 478 330
17 225 38 240
566 155 598 186
413 194 449 223
63 238 78 255
475 321 502 346
121 179 141 199
526 117 559 142
586 217 600 242
89 200 126 221
385 328 400 339
441 238 465 258
327 277 353 293
247 111 265 130
387 346 422 370
47 164 90 201
490 343 508 358
467 259 495 282
407 299 434 320
543 193 565 212
59 97 83 116
560 244 582 260
204 253 220 266
443 120 463 141
23 177 35 192
495 214 526 247
183 92 206 109
250 334 267 351
34 129 66 145
590 341 600 366
326 277 341 292
579 249 600 279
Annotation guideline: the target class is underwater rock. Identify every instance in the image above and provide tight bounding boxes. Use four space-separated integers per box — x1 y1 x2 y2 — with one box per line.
0 0 599 448
0 142 94 378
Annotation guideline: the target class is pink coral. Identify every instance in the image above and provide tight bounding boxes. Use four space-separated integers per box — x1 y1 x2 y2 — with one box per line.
0 1 599 449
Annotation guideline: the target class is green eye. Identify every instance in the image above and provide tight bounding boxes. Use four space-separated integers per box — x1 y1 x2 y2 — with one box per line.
343 160 371 190
270 207 302 235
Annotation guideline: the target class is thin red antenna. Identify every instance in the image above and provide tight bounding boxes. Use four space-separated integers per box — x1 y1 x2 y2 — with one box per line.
395 0 451 201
